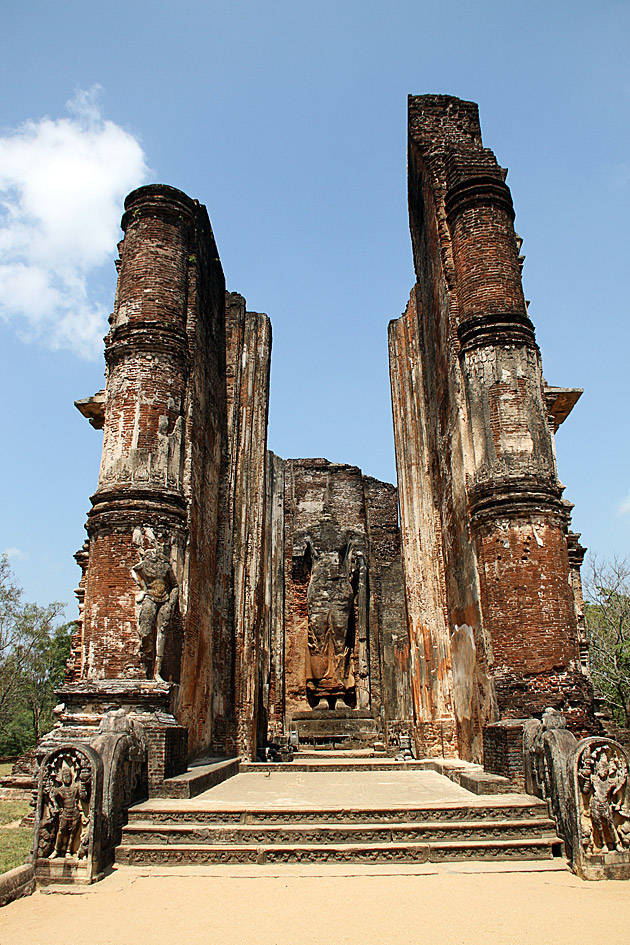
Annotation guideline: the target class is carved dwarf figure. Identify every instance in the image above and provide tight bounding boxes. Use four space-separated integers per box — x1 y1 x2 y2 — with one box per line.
132 529 179 681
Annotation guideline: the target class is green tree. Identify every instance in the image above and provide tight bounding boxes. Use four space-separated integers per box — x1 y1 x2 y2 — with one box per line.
0 555 69 754
584 555 630 727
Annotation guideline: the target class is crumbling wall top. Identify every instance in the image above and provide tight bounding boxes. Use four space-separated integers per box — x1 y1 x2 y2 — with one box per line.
408 94 482 152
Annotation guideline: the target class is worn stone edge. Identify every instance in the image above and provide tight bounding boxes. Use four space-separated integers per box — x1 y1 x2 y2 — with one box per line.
0 863 36 908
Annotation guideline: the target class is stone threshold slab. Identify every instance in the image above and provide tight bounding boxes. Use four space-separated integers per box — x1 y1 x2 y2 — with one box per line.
111 858 570 878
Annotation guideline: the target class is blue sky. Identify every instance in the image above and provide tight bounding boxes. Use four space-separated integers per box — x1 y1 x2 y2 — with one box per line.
1 0 628 612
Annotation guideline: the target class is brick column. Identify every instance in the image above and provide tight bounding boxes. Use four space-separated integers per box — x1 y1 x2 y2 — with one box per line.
445 155 591 727
82 186 194 681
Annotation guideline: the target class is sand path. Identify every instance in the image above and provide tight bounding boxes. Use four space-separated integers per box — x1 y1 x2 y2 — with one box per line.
2 861 629 945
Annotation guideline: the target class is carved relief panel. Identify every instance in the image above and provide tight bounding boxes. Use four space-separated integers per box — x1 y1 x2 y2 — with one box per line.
575 738 630 858
33 745 103 882
298 532 368 710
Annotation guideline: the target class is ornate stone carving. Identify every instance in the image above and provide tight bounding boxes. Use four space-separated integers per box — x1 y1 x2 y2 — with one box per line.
131 527 179 681
33 744 103 883
576 739 630 858
100 413 184 488
303 536 366 709
524 714 630 879
156 414 184 488
36 750 91 860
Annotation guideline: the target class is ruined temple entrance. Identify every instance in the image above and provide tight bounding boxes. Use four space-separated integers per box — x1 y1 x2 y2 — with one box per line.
264 458 413 752
12 93 614 888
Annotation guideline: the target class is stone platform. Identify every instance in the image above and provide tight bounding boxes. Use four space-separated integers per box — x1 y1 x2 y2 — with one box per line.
289 709 380 748
116 760 564 867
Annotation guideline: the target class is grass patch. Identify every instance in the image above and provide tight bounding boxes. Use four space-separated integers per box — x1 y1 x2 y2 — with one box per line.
0 799 30 827
0 798 32 874
0 763 14 778
0 825 32 874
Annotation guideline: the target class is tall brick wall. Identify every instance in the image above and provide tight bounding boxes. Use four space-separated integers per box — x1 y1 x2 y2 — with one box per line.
363 476 413 734
74 185 271 761
223 293 271 759
389 95 595 761
83 186 205 684
68 97 593 773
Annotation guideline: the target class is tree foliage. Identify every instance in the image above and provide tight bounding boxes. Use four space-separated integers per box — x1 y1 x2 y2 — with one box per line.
584 555 630 728
0 555 71 755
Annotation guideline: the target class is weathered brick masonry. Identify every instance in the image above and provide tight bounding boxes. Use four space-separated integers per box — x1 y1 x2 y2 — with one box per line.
389 95 595 761
267 458 411 744
73 184 271 761
64 96 594 779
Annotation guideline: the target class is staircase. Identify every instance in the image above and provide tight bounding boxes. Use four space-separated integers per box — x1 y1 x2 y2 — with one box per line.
115 751 564 867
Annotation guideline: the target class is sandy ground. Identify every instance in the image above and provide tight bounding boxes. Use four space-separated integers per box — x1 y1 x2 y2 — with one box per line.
2 862 629 945
3 772 627 943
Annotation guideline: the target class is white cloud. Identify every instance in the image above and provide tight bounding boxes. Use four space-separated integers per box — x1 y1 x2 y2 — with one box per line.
619 492 630 516
3 547 27 560
0 87 149 358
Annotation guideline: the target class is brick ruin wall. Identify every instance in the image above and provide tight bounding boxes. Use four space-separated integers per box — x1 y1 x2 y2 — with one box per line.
264 458 413 743
389 95 595 762
223 293 271 757
71 185 271 761
66 97 595 770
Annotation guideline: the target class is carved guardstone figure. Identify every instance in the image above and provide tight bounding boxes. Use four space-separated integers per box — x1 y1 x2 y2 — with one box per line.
49 765 89 859
132 536 179 681
50 767 83 858
578 743 629 854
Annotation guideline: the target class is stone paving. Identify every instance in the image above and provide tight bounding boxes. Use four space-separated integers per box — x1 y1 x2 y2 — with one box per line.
138 768 476 811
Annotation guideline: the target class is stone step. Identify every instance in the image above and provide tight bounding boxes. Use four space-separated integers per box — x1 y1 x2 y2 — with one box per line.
290 711 380 747
126 799 550 826
240 759 428 772
293 720 379 736
291 709 376 721
159 758 239 799
293 748 378 758
121 817 558 846
116 836 562 866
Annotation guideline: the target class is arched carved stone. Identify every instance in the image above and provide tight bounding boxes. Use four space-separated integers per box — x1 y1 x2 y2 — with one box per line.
572 737 630 878
33 744 103 883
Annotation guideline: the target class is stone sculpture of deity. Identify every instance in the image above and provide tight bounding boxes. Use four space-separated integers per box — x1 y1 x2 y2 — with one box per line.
131 528 179 681
36 754 92 860
304 537 363 709
578 743 629 854
49 766 88 858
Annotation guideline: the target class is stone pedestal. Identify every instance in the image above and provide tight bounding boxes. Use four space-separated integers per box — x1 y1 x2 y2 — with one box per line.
290 709 380 749
38 680 187 796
